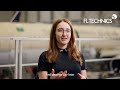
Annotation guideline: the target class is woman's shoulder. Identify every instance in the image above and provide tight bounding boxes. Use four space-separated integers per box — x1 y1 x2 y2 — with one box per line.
41 50 48 54
40 50 48 57
38 51 48 62
79 51 85 61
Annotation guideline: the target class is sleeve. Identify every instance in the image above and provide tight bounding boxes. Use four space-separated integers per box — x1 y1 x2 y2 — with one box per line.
81 54 87 70
37 51 48 72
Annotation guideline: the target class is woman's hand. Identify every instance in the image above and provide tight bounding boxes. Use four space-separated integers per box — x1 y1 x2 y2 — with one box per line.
77 73 87 79
50 68 67 79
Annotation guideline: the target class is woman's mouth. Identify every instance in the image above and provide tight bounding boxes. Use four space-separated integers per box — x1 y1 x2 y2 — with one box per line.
61 38 67 41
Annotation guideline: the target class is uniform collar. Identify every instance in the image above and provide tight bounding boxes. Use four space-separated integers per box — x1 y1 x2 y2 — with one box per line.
58 48 68 52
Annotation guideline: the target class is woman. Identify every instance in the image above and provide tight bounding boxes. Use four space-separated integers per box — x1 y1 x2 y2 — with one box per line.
37 18 87 79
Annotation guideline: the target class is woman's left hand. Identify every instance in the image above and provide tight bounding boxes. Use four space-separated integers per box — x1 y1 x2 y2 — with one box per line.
77 73 87 79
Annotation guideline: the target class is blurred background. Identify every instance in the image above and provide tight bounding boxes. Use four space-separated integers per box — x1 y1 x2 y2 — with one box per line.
0 11 120 79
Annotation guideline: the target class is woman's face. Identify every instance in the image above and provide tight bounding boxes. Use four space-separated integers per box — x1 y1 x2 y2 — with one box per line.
55 21 71 49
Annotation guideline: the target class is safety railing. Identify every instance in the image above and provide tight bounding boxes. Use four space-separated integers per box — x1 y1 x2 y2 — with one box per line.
0 37 120 79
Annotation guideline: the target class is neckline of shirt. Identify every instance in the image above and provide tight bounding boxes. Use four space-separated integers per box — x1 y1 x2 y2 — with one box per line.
58 48 67 52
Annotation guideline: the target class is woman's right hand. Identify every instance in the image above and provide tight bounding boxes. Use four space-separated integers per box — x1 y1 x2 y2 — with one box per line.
50 68 67 79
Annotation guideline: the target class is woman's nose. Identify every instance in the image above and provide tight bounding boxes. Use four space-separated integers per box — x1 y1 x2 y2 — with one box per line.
62 30 67 35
